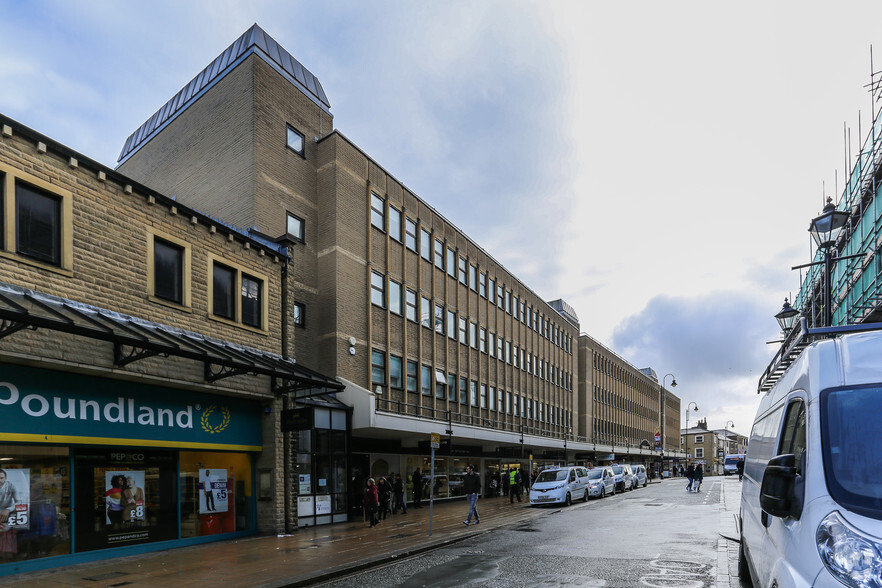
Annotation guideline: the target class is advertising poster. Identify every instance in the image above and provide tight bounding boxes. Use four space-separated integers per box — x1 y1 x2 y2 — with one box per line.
199 469 229 514
105 471 146 525
299 474 311 494
315 495 332 515
0 468 30 531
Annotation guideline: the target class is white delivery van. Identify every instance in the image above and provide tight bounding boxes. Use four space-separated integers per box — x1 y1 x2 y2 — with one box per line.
740 322 882 588
529 466 590 506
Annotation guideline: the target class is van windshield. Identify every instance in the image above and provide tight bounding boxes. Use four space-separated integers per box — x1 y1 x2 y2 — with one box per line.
587 470 602 479
535 470 567 483
821 385 882 520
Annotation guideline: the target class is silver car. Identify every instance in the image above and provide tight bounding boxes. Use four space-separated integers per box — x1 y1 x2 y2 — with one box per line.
611 464 634 492
585 466 616 498
631 464 647 488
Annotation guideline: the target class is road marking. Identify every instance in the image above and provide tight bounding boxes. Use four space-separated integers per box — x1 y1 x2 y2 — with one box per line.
639 558 711 587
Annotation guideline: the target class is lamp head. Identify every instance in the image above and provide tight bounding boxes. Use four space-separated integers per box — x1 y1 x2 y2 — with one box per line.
671 379 677 388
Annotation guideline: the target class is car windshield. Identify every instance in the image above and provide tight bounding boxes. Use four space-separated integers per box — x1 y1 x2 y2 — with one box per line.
535 470 567 483
612 466 624 474
821 385 882 520
587 470 602 480
724 457 741 465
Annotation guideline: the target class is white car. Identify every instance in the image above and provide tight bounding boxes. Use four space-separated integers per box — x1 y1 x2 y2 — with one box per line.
529 466 589 506
585 467 616 498
630 464 647 488
610 464 634 493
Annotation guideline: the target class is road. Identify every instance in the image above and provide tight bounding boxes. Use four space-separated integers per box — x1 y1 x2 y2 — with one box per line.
315 476 749 587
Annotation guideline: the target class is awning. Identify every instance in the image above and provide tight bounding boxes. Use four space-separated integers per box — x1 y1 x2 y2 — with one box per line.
0 282 343 399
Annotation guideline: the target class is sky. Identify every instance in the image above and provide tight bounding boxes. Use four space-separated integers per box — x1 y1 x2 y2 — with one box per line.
3 0 882 437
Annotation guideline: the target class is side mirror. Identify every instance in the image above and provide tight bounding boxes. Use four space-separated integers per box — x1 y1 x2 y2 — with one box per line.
760 454 797 518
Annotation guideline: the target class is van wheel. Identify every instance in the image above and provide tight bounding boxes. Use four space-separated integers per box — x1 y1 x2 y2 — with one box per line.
737 536 753 585
644 479 648 487
565 492 571 506
583 488 589 502
600 487 605 498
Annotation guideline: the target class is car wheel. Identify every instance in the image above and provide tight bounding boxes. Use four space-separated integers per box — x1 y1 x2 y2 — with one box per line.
565 492 571 506
583 488 589 502
600 487 605 498
738 535 753 586
644 479 648 487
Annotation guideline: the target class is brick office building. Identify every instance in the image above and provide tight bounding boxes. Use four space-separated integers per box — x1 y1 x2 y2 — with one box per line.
0 115 340 575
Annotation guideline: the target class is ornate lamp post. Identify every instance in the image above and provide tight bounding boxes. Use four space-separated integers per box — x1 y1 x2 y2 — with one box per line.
775 299 800 333
684 401 698 464
659 374 676 477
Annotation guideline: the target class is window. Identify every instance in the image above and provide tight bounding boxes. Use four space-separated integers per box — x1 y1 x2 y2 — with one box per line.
480 384 487 409
286 125 304 156
479 272 487 297
434 303 444 333
459 377 468 404
406 289 417 322
293 302 305 327
506 391 512 414
447 248 456 278
469 264 477 291
435 370 446 399
479 328 487 353
695 435 704 444
370 192 385 231
150 235 187 305
434 239 444 269
421 365 432 396
421 229 431 261
389 279 402 315
407 360 417 393
488 277 495 303
489 386 496 410
210 260 266 329
371 350 385 386
458 257 467 284
505 291 511 314
695 448 704 459
286 213 305 242
470 322 477 349
421 296 431 328
370 271 385 307
448 374 456 401
405 218 417 252
497 336 503 359
458 317 467 344
389 206 402 242
447 310 456 339
497 284 504 308
488 332 496 357
390 355 402 388
470 381 478 406
16 181 61 265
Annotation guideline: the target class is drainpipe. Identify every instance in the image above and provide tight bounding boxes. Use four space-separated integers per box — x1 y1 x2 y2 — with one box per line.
276 234 297 534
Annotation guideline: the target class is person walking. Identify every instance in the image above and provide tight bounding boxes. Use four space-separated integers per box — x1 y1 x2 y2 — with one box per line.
411 468 423 508
693 465 704 492
736 459 744 482
392 473 407 514
685 464 695 492
363 478 379 527
509 468 522 503
462 464 481 525
377 476 392 520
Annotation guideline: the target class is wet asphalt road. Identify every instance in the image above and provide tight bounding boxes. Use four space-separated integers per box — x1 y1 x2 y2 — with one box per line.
317 478 734 587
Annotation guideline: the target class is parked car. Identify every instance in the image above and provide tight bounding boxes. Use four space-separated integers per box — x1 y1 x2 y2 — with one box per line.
529 466 590 506
631 464 647 488
740 324 882 588
585 466 616 498
610 464 634 493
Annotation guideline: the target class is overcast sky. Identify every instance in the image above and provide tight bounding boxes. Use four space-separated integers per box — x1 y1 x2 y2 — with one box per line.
3 0 882 436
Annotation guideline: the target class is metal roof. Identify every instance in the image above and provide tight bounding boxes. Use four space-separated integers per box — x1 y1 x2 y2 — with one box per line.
0 282 343 398
118 24 330 164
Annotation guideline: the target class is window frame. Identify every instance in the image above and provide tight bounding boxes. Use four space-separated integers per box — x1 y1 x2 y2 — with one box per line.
405 218 418 252
286 124 305 157
207 255 269 331
286 212 305 243
370 192 385 231
147 229 192 308
293 301 306 327
370 271 386 308
388 206 402 242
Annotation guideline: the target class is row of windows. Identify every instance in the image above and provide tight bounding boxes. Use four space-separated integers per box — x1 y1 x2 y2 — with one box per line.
0 164 306 332
593 419 652 445
370 270 573 391
593 385 656 418
370 349 572 427
370 192 573 355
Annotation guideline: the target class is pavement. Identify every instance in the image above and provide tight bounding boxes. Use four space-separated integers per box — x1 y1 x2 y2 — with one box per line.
0 478 746 587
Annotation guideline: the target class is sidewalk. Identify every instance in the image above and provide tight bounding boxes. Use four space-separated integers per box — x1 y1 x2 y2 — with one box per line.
716 476 744 588
0 493 543 588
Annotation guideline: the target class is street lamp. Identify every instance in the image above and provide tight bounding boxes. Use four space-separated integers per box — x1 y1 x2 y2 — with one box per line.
725 420 735 456
685 402 698 463
775 299 800 334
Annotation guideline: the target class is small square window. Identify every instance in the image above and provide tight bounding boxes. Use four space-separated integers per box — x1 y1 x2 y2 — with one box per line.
287 213 305 242
286 125 305 155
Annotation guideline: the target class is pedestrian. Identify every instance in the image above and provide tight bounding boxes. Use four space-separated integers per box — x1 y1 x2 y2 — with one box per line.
693 466 703 492
509 468 522 503
685 464 695 492
411 468 423 508
736 459 744 482
377 476 392 519
462 464 481 525
392 473 407 514
363 478 379 527
501 470 510 497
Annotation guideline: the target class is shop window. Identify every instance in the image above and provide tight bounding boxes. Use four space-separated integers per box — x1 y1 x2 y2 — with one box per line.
180 451 253 538
293 408 348 527
0 445 71 563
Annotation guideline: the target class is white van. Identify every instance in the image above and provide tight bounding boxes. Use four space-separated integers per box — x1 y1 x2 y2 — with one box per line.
529 466 589 506
739 323 882 588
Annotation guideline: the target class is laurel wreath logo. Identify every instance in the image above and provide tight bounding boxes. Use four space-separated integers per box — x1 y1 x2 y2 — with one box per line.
201 405 231 434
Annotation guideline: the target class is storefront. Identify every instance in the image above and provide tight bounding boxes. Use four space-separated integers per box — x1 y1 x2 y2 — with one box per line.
0 363 262 575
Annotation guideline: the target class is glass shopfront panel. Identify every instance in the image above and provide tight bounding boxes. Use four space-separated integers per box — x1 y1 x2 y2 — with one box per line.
0 445 70 562
179 451 252 538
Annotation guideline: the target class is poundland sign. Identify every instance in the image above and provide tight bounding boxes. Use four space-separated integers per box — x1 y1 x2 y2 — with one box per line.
0 364 261 451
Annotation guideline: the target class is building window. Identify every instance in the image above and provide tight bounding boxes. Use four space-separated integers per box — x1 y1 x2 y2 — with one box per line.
447 310 456 339
458 257 467 285
479 328 487 353
16 180 61 266
286 212 305 242
458 316 467 344
151 236 185 305
434 303 444 334
480 384 487 409
293 302 305 327
469 264 477 291
459 377 467 404
446 248 455 278
286 125 305 156
388 206 402 242
497 336 503 359
448 374 456 401
695 448 704 459
479 272 487 297
505 291 511 314
405 218 417 252
434 239 444 270
212 263 236 320
421 295 431 328
469 322 477 349
435 370 446 399
470 381 478 406
695 435 704 444
497 284 504 308
390 355 402 388
407 360 418 393
371 350 385 386
389 279 402 315
488 332 496 357
421 365 432 396
489 386 496 410
370 192 385 231
406 289 417 322
241 274 262 328
371 271 385 308
210 262 264 329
